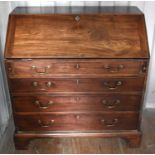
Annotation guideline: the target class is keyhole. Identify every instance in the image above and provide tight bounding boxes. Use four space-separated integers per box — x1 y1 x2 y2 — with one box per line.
76 79 79 85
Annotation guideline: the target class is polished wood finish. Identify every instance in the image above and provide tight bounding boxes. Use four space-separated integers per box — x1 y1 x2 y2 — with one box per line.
10 77 145 93
15 112 139 131
5 8 149 59
4 6 149 150
12 94 142 112
1 109 155 153
6 59 147 78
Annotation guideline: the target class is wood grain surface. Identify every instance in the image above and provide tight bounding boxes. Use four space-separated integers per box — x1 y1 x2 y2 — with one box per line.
9 77 145 93
4 6 150 149
12 94 142 112
15 112 139 131
1 109 155 153
5 14 149 58
6 59 148 78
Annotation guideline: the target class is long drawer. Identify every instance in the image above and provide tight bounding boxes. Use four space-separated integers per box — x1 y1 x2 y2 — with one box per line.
13 94 142 112
15 112 139 131
6 59 147 78
10 77 145 93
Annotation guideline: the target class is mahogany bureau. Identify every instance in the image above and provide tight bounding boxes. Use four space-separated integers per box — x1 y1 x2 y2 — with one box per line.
4 6 149 149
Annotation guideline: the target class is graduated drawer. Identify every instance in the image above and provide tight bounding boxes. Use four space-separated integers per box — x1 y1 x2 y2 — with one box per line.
13 94 142 112
15 112 139 131
10 77 145 93
6 59 147 78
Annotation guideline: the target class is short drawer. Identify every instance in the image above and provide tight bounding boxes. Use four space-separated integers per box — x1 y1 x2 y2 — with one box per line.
6 59 148 78
10 77 145 93
13 94 142 112
15 112 139 131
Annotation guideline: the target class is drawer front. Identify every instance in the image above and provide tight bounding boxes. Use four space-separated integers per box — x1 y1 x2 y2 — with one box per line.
15 112 139 131
13 94 142 112
10 78 145 93
6 59 147 78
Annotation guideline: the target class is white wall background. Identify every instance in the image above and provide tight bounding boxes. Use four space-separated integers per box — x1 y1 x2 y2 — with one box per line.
0 1 155 137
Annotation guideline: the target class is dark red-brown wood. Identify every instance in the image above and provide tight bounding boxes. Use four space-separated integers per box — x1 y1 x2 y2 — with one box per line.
15 112 139 131
5 8 149 59
9 77 145 93
6 59 147 78
4 6 150 150
12 94 142 112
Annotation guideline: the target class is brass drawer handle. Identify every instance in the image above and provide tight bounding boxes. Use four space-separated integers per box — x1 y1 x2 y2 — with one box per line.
8 67 12 72
38 120 54 128
104 64 124 73
103 81 123 90
76 115 80 120
46 81 53 87
141 62 147 73
32 81 53 88
34 100 54 109
101 118 118 127
75 15 80 22
32 81 38 87
75 97 80 102
31 65 51 74
102 99 120 109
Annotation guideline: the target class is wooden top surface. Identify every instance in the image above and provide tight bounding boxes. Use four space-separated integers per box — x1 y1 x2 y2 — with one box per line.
5 7 149 59
11 6 143 15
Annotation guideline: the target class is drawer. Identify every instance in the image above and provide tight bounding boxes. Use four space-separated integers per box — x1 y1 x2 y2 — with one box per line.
13 94 142 112
6 59 147 78
10 77 145 93
15 112 139 131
